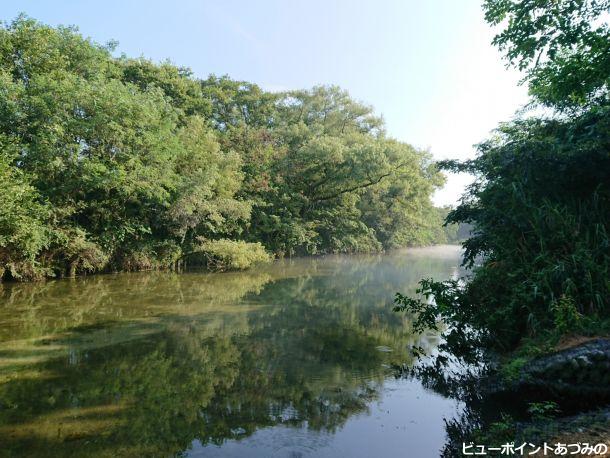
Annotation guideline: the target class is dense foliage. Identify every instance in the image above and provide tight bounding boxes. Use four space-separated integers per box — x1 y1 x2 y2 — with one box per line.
396 0 610 350
0 16 451 281
483 0 610 110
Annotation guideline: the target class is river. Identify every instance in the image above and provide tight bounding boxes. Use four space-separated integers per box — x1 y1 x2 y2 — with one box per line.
0 245 464 457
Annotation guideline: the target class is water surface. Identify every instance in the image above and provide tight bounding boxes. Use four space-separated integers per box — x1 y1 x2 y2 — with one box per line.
0 245 463 457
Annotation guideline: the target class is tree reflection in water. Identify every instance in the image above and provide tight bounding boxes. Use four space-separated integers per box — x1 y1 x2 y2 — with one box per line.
0 247 463 457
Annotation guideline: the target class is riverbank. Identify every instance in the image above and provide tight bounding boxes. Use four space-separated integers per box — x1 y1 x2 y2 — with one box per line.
471 335 610 454
0 241 463 283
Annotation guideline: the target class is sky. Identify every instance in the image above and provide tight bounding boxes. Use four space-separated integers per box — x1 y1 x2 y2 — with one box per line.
1 0 530 206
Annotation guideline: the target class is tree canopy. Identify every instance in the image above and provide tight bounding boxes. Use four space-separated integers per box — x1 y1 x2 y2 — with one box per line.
483 0 610 109
0 15 453 281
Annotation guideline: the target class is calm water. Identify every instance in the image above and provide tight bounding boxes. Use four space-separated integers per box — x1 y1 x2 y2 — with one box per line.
0 245 463 458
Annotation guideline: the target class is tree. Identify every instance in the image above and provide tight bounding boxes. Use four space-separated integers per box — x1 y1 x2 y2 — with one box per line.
0 16 448 280
0 137 50 279
397 0 610 350
484 0 610 109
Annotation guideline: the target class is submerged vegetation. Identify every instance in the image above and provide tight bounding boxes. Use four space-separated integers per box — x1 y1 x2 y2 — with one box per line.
0 15 457 281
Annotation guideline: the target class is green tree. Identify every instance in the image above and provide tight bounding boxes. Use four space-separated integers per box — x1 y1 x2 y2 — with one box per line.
484 0 610 109
0 15 448 280
0 137 50 279
397 0 610 350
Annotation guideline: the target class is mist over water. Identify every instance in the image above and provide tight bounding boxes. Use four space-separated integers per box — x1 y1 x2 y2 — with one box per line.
0 245 463 457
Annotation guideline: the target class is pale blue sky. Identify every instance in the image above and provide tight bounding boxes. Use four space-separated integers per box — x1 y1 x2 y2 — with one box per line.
2 0 529 205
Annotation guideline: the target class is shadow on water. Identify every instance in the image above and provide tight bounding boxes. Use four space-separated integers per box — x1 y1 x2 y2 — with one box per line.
0 246 468 457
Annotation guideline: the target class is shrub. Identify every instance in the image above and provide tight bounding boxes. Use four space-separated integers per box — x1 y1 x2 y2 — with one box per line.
193 239 271 271
551 295 582 336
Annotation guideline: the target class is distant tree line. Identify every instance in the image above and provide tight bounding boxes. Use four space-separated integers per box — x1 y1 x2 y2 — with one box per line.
0 16 457 281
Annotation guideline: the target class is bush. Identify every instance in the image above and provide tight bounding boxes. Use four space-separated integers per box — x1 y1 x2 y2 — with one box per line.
53 227 109 277
551 295 582 336
193 239 271 271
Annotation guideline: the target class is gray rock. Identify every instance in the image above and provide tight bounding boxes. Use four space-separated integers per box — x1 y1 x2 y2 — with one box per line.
515 338 610 400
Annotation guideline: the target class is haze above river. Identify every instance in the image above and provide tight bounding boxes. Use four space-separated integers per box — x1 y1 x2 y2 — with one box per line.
0 245 463 457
